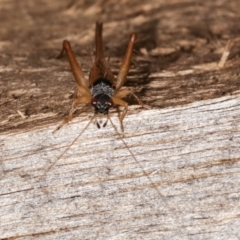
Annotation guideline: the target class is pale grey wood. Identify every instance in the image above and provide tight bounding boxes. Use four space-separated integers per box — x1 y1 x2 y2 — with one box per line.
1 93 240 239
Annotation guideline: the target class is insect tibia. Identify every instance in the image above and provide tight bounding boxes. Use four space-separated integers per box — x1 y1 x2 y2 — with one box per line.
95 22 104 61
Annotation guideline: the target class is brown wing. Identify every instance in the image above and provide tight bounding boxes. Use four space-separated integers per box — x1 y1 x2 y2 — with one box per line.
89 22 115 87
58 40 89 91
115 33 137 93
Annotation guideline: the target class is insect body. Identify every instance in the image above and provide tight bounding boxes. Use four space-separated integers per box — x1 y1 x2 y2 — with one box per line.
50 22 163 199
57 22 143 131
91 78 114 114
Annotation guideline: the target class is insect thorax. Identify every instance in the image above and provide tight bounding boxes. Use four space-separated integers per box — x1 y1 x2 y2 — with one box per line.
90 78 114 97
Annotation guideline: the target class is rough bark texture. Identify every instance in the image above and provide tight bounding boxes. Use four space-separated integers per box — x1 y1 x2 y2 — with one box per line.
0 0 240 239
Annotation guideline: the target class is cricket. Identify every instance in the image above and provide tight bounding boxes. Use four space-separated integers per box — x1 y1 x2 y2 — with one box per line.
49 22 163 198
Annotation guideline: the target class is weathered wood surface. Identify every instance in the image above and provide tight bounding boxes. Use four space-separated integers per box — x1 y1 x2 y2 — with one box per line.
1 95 240 239
1 0 240 239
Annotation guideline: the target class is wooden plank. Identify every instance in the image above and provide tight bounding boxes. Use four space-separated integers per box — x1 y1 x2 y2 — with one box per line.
1 0 240 239
1 93 240 239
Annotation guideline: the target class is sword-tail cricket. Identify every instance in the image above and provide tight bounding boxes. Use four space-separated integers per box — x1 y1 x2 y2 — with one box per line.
49 22 163 198
57 22 143 131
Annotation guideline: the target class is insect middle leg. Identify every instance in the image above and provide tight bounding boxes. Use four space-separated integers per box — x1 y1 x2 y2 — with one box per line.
111 96 129 132
56 86 91 131
112 89 147 131
114 89 144 106
56 95 91 131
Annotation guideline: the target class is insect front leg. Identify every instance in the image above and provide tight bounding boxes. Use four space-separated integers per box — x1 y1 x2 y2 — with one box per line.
112 96 128 132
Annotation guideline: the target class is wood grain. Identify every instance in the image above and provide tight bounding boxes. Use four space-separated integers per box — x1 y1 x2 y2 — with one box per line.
1 94 240 239
1 0 240 239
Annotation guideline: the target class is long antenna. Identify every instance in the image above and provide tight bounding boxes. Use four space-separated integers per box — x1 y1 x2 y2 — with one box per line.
108 116 165 199
47 115 96 171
